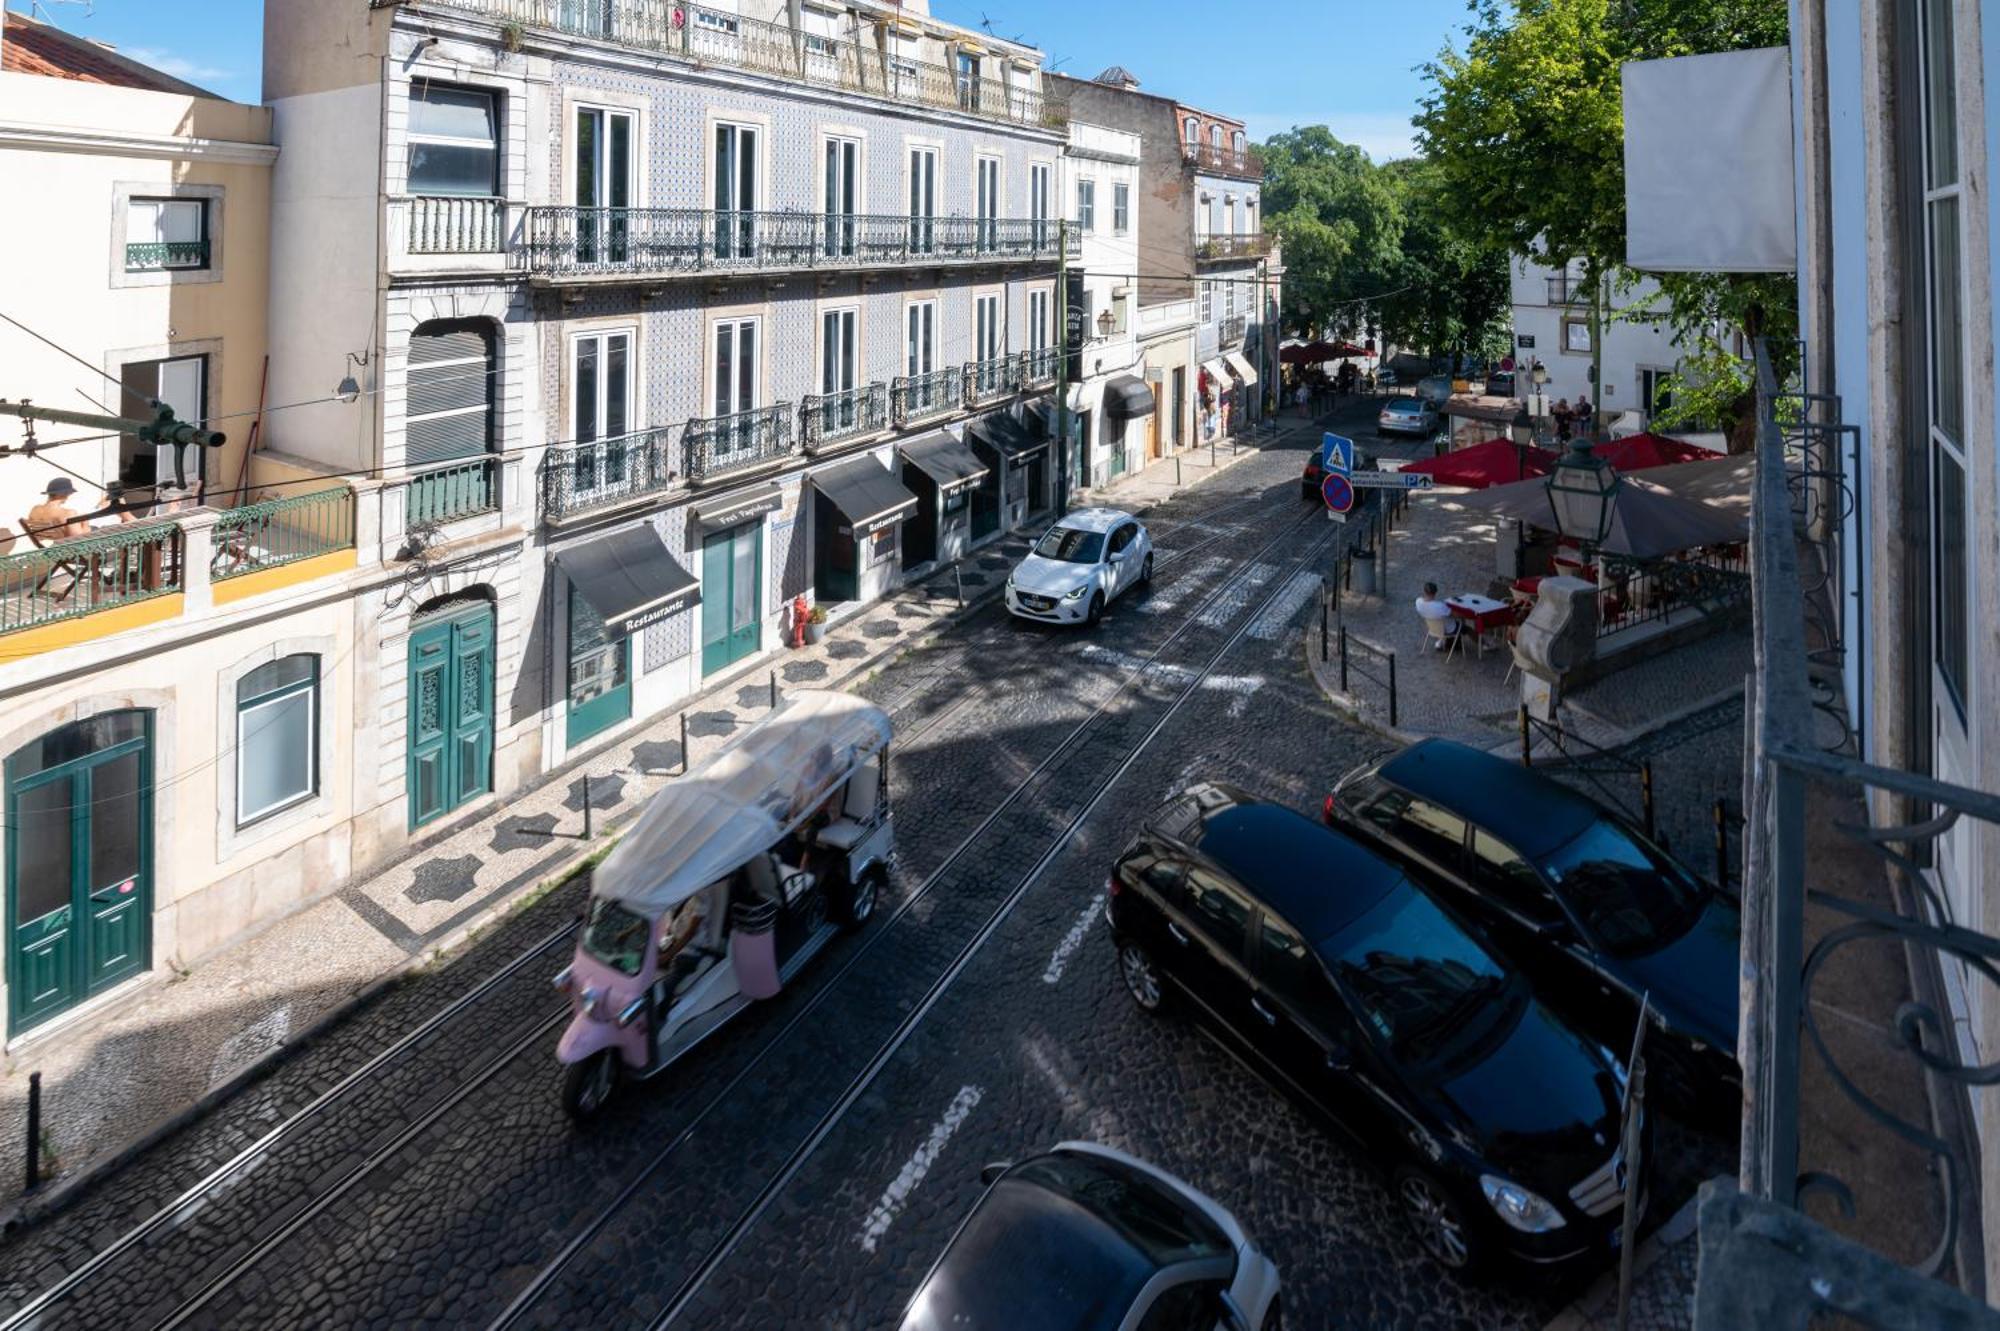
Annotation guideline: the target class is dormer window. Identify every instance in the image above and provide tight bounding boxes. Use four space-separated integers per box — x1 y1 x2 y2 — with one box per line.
1185 118 1199 149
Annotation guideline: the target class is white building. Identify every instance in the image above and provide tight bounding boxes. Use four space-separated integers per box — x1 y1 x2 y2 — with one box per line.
1509 255 1697 429
1061 119 1154 487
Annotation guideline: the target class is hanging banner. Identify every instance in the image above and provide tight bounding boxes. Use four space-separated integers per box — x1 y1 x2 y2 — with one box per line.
1063 269 1088 386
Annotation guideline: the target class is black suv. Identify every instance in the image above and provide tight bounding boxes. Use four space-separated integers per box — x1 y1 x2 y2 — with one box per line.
1326 740 1741 1123
1108 783 1646 1274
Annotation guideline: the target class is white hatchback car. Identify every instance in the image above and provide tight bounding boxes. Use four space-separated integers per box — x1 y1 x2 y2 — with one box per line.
1006 508 1153 627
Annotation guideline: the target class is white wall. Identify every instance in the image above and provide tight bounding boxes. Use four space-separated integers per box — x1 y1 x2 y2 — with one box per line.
1509 257 1693 421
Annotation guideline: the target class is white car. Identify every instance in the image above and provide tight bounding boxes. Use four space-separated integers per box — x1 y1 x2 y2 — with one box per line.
1377 397 1439 437
1006 508 1153 627
897 1142 1285 1331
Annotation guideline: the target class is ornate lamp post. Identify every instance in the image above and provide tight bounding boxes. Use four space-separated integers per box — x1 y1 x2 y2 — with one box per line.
1546 435 1620 549
1509 404 1536 481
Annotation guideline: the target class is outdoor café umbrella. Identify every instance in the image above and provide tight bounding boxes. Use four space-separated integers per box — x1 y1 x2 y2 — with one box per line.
1281 341 1340 365
1400 437 1557 489
1447 472 1747 560
1590 431 1717 473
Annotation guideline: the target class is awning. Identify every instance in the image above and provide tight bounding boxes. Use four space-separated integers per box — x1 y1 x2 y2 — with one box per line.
1199 358 1232 388
1103 374 1156 419
554 525 700 636
901 431 990 497
689 483 783 534
813 455 919 539
1223 351 1259 388
1442 394 1523 426
969 411 1051 466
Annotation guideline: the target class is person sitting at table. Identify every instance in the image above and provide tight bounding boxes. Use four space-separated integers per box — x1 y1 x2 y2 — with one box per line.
25 478 89 541
1414 582 1461 650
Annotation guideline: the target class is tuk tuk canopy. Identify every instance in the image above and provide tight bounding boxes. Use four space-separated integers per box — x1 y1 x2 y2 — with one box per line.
592 690 894 916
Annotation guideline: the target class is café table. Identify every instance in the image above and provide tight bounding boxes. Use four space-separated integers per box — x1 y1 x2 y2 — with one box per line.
1446 593 1513 658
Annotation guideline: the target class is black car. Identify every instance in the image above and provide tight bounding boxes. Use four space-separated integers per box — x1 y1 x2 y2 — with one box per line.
1108 784 1645 1273
896 1142 1284 1331
1301 450 1326 502
1326 740 1741 1122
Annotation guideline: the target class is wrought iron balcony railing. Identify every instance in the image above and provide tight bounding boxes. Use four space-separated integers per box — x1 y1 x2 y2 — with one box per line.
801 384 888 453
1196 234 1274 263
684 405 797 484
1185 142 1264 179
523 207 1071 279
212 487 356 579
542 428 676 522
1021 347 1060 388
124 240 209 272
404 195 507 255
415 0 1064 130
892 368 965 428
0 520 184 635
964 354 1024 407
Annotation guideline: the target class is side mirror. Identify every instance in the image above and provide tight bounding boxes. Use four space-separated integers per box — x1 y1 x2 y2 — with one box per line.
979 1160 1011 1187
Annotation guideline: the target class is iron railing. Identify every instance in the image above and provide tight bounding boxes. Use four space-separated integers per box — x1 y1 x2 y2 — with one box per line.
964 353 1023 406
892 367 964 427
1596 545 1752 640
212 488 356 580
0 521 184 634
414 0 1064 130
1185 143 1264 179
522 207 1070 278
124 241 209 271
684 405 796 483
1218 315 1248 348
404 195 506 255
800 384 888 452
541 428 676 522
404 456 500 528
1696 341 2000 1324
1196 234 1274 263
1021 347 1060 388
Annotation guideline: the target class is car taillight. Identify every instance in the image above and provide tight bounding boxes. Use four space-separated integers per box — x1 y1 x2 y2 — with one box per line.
1106 873 1122 898
1322 794 1337 825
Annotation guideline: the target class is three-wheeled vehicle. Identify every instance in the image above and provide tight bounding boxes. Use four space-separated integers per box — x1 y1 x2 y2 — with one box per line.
553 690 894 1119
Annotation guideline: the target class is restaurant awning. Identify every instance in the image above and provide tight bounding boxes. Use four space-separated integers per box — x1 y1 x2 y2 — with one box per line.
901 431 990 496
689 483 784 534
1198 358 1231 388
812 455 919 539
1103 374 1156 420
1448 472 1748 559
969 411 1051 465
553 525 700 636
1223 351 1259 388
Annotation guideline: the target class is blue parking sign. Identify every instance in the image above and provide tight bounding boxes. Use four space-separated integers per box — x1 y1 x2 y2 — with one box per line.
1321 432 1355 474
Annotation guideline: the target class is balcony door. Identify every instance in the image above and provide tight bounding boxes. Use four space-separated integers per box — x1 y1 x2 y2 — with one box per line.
570 330 632 501
575 107 633 265
821 308 858 436
712 317 760 463
824 137 859 258
974 294 1002 394
906 300 937 413
976 156 1000 252
714 122 759 261
908 147 937 255
118 353 206 493
1030 162 1051 249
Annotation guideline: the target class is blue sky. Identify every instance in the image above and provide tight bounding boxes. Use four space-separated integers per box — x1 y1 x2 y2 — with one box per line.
6 0 1467 159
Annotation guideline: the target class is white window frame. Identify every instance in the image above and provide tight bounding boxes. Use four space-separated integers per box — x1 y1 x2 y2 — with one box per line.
711 316 762 417
975 293 1002 364
125 198 209 271
976 155 1002 249
1200 280 1213 324
1076 178 1096 232
1112 182 1130 236
236 655 320 827
908 144 939 253
820 305 859 397
1028 289 1051 351
823 133 863 256
906 299 937 377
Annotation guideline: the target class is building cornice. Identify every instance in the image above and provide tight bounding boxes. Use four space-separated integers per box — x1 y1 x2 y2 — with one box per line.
0 120 278 165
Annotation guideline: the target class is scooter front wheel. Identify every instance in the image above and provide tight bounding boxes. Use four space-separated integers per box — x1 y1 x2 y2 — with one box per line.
562 1050 619 1121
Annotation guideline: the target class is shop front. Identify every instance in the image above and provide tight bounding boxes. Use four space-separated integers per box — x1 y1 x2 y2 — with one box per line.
553 524 701 747
1102 375 1156 480
811 455 919 605
1223 352 1260 428
690 485 782 678
1198 358 1233 441
969 409 1053 528
899 431 991 572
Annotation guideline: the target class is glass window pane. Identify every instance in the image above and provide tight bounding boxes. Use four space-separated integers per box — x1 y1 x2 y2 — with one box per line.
738 324 756 410
89 750 144 888
412 86 496 142
609 114 630 211
715 126 733 212
239 654 316 703
715 323 733 413
575 338 599 442
1935 453 1968 710
239 691 313 821
731 531 757 625
606 336 628 439
576 109 598 207
738 129 757 211
1184 867 1249 954
1924 0 1958 188
15 780 74 922
1930 196 1963 443
409 143 498 197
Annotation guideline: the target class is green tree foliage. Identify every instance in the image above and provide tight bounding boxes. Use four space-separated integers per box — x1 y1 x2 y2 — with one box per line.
1378 157 1513 361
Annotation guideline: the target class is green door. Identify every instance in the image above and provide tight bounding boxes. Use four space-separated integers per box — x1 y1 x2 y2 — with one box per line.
7 711 152 1035
566 585 632 747
408 602 495 830
700 524 762 676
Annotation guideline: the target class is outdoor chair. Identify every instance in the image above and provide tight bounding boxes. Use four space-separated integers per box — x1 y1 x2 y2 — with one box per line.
19 518 89 605
1421 615 1464 661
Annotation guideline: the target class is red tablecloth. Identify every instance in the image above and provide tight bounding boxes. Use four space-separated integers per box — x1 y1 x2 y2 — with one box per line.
1447 600 1514 634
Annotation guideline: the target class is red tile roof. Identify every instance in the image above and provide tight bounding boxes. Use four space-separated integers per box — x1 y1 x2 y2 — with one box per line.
1 11 212 96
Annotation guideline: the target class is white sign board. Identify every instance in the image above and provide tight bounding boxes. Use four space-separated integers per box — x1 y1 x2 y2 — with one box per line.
1346 470 1435 490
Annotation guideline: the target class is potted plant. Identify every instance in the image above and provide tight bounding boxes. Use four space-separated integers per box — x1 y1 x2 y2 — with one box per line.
804 603 828 644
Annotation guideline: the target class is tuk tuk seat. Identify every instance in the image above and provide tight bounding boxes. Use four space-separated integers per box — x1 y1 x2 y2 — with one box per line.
816 764 883 853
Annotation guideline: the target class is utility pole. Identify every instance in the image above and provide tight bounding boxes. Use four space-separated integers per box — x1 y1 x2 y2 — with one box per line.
1589 257 1605 442
0 398 225 488
1055 218 1072 515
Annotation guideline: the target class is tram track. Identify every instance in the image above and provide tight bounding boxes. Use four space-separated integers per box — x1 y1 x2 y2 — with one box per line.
484 510 1337 1331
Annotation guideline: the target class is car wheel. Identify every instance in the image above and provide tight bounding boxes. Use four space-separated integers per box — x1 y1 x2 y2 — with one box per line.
1118 940 1167 1013
562 1051 619 1122
838 865 882 931
1395 1168 1480 1272
1086 591 1105 628
1139 553 1153 586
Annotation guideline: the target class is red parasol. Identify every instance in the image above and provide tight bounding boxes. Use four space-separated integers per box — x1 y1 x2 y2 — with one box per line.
1590 432 1717 472
1400 437 1558 489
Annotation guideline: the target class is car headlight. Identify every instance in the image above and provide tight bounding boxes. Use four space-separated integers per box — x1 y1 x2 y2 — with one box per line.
1479 1175 1567 1233
1062 585 1087 601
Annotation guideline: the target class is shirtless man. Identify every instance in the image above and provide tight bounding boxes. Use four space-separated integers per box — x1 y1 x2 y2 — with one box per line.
25 478 88 541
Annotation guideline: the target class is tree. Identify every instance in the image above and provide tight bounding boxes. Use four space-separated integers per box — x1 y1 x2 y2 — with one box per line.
1260 127 1405 339
1376 157 1513 362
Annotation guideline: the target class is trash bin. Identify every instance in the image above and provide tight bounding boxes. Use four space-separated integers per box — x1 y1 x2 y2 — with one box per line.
1351 547 1378 596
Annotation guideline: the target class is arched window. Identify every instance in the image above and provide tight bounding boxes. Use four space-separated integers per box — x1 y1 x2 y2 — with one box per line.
1210 125 1223 151
1184 118 1198 148
1231 130 1245 160
237 654 320 824
406 319 499 520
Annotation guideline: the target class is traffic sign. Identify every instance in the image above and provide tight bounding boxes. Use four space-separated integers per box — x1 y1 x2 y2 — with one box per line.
1320 471 1356 513
1346 470 1436 490
1321 432 1354 474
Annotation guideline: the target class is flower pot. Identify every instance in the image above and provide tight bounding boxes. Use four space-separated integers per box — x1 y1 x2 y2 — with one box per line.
804 621 826 645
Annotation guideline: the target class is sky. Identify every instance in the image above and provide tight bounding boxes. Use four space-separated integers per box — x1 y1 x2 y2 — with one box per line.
5 0 1466 159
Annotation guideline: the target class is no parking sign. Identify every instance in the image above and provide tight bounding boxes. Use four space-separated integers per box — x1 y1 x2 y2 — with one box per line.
1320 471 1355 515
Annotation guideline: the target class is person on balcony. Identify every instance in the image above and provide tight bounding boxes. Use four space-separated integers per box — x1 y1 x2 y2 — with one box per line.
26 478 88 541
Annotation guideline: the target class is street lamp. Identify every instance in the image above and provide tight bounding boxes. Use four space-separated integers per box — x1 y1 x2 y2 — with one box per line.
1096 309 1115 338
335 350 370 405
1546 436 1620 548
1509 404 1536 482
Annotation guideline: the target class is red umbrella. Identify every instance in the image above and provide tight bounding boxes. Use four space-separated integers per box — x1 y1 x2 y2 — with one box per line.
1281 341 1341 365
1590 432 1717 472
1327 341 1368 358
1400 437 1558 489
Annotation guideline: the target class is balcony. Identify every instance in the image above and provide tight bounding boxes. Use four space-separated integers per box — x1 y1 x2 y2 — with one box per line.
0 521 184 638
123 240 209 272
404 457 501 530
801 384 889 454
1217 315 1248 348
542 428 675 523
417 0 1063 130
402 195 507 255
892 368 965 428
212 488 357 583
522 208 1071 283
964 354 1024 407
1021 347 1060 389
684 406 798 485
1196 234 1275 264
1185 143 1264 180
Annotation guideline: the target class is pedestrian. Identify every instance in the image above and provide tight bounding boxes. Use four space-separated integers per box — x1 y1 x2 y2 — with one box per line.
1552 398 1574 445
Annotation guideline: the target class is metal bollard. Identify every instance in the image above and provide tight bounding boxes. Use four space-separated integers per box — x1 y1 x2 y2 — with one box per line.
1339 626 1349 692
955 566 964 609
26 1069 40 1190
1519 707 1532 767
1714 798 1730 888
680 712 690 774
1388 652 1398 729
582 778 593 841
1640 761 1656 840
1176 456 1182 487
770 670 779 710
1319 590 1329 662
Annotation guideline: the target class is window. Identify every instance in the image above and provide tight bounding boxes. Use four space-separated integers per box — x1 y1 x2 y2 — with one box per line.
1028 289 1051 351
408 84 499 197
1108 523 1136 556
908 146 938 254
1199 280 1213 323
803 32 836 56
125 198 208 271
1137 1281 1227 1331
975 295 1002 362
695 8 739 32
712 318 759 417
819 306 860 436
1468 830 1563 925
1920 0 1969 714
1232 130 1245 160
1112 182 1130 235
118 354 206 490
570 330 631 492
1562 316 1594 354
1224 279 1236 320
714 121 760 260
1184 118 1199 150
1245 198 1257 233
1195 194 1211 241
1225 195 1237 237
568 585 627 716
406 321 495 469
236 654 319 825
1030 162 1052 246
1076 178 1096 232
1254 914 1329 1016
575 106 633 264
824 136 860 257
956 51 981 110
1183 865 1250 956
906 300 936 377
976 156 1000 251
1210 125 1223 151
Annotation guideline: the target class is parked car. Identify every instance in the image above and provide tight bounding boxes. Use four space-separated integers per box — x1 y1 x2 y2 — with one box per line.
1109 783 1645 1273
1377 397 1439 438
1415 374 1455 406
1484 372 1516 398
1325 740 1741 1123
1301 447 1327 501
897 1142 1284 1331
1007 508 1153 627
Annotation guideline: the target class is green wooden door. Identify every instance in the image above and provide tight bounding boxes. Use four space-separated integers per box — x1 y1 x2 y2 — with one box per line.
408 603 495 830
7 712 152 1034
700 524 762 676
566 585 632 748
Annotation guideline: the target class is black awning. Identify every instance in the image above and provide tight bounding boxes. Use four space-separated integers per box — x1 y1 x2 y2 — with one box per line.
901 431 990 496
554 524 700 636
690 483 783 533
813 455 919 538
969 411 1051 466
1104 374 1156 419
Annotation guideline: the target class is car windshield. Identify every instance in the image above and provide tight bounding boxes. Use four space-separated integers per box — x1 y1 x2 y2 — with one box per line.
1035 527 1106 563
1011 1152 1231 1265
582 897 652 976
1537 819 1706 957
1325 884 1520 1071
1387 400 1423 415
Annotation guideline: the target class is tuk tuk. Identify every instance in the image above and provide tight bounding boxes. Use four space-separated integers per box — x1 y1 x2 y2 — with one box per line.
553 690 893 1119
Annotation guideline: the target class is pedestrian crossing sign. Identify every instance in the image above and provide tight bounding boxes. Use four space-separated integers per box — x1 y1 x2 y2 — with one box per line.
1321 432 1354 474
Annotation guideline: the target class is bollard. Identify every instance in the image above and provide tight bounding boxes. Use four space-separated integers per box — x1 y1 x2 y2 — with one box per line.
1388 652 1398 729
1519 707 1532 767
955 566 964 608
582 777 593 841
680 712 690 774
1175 456 1182 488
1319 590 1329 662
1339 626 1349 692
769 670 779 710
1640 761 1656 841
26 1069 40 1191
1713 798 1730 888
